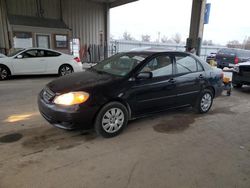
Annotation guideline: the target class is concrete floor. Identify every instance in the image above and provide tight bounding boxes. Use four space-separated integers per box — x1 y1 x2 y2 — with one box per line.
0 76 250 188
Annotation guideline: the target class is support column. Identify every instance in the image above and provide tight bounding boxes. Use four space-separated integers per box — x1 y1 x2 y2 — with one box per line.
186 0 206 56
0 0 9 53
104 3 110 58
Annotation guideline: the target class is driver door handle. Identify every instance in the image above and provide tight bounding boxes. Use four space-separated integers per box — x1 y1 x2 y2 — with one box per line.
168 78 176 83
199 74 204 79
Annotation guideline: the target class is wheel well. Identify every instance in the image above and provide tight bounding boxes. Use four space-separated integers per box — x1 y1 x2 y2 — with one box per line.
92 98 132 125
205 86 215 98
58 64 73 73
0 64 11 75
111 98 132 119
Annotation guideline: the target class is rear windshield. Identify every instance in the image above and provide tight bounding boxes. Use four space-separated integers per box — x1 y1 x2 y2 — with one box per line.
217 49 236 57
236 49 250 58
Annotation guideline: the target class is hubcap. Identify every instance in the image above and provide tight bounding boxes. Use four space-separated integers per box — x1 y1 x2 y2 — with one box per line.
0 68 8 79
201 93 212 112
102 108 124 133
61 66 72 75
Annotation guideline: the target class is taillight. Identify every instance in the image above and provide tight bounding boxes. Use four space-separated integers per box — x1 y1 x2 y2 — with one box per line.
74 57 81 63
234 56 239 64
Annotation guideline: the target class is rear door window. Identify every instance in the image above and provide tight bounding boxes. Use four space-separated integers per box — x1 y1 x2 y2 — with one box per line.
45 50 61 57
175 55 203 74
237 50 250 58
218 49 236 57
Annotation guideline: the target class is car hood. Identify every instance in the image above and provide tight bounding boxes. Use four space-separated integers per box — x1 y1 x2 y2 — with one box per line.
0 57 10 61
47 69 123 94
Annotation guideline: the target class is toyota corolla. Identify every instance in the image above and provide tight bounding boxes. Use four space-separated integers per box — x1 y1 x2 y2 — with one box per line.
38 49 223 138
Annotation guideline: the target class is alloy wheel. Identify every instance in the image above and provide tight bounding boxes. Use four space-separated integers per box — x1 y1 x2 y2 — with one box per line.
200 93 212 112
102 108 124 133
0 67 8 80
60 66 73 76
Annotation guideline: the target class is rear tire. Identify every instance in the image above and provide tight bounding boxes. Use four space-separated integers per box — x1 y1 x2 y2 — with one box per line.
195 89 213 114
0 65 10 80
59 64 73 76
233 83 242 88
94 102 128 138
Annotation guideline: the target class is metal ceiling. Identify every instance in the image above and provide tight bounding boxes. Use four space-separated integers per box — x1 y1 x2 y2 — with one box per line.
91 0 138 8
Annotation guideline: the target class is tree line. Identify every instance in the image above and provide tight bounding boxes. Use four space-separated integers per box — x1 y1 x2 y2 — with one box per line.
119 32 183 44
115 32 215 46
227 37 250 50
115 32 250 49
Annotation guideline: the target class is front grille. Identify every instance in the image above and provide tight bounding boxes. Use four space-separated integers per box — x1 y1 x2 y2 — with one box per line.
42 87 55 103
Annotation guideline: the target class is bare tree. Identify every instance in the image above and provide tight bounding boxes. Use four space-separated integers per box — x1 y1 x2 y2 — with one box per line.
243 37 250 50
172 33 181 44
203 40 213 46
110 34 114 41
227 40 241 48
123 32 133 41
161 36 168 43
141 34 151 42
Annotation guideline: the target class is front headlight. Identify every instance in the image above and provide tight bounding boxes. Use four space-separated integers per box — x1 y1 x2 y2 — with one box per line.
54 92 89 105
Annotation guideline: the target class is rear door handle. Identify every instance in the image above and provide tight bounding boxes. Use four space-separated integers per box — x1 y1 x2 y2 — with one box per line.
198 74 204 79
168 78 176 83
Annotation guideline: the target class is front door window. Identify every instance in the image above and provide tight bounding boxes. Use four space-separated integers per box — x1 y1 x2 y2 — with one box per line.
140 55 173 77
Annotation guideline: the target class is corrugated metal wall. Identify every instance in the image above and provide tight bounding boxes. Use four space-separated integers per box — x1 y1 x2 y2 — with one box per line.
7 0 106 44
0 0 9 52
62 0 105 45
62 0 106 62
6 0 61 19
2 0 107 61
7 0 37 17
6 0 106 46
41 0 61 19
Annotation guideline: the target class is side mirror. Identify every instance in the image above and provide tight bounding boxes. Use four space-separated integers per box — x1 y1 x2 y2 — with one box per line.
136 72 153 80
16 55 23 59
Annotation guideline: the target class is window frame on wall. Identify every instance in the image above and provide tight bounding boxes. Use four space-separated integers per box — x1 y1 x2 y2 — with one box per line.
54 34 68 49
70 38 80 57
36 34 51 49
13 31 33 48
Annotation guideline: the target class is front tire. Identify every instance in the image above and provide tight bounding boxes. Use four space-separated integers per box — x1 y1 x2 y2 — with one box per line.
0 65 10 80
59 65 73 76
195 89 213 114
94 102 128 138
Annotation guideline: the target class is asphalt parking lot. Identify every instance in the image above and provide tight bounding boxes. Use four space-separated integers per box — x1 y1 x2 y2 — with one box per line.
0 76 250 188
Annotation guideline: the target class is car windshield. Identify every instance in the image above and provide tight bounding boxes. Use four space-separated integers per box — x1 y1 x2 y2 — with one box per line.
7 49 24 57
92 53 147 76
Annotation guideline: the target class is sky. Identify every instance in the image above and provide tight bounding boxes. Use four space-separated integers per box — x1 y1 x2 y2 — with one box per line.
110 0 250 45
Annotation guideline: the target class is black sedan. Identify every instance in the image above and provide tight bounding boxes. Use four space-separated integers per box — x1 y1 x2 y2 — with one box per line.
38 49 223 137
232 61 250 88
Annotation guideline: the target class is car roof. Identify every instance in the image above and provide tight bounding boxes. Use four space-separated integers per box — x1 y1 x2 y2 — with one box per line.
128 47 190 55
23 47 62 53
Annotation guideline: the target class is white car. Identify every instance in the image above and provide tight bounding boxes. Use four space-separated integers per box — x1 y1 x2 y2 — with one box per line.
0 53 6 58
0 48 82 80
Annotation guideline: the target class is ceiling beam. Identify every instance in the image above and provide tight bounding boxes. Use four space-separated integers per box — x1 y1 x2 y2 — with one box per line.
109 0 138 8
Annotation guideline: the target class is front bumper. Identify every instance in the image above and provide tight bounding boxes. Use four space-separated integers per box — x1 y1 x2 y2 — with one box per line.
38 91 98 130
232 72 250 85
